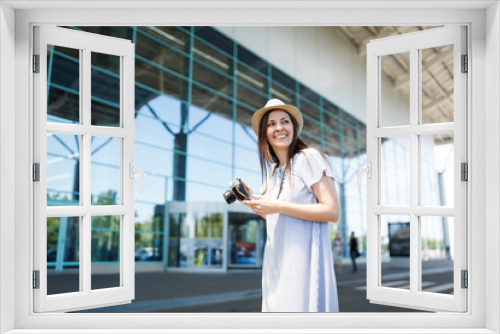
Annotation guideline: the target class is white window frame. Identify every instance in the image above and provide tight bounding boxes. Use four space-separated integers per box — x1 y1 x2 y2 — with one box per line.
33 25 136 313
1 2 498 333
365 26 468 312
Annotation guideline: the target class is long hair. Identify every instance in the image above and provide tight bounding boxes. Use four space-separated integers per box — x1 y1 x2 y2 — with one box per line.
258 110 309 194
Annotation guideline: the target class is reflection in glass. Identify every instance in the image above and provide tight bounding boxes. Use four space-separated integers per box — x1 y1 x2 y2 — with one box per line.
168 211 224 268
47 217 80 295
380 51 410 127
381 137 410 206
91 215 120 290
421 134 454 207
421 45 454 124
186 158 231 199
91 137 121 205
421 216 454 295
381 215 411 290
194 35 232 75
191 85 232 121
47 133 80 206
167 213 185 268
47 45 80 124
229 213 266 267
136 30 187 76
135 203 165 262
91 52 120 127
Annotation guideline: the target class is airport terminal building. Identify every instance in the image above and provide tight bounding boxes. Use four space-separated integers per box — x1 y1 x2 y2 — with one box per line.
46 26 452 273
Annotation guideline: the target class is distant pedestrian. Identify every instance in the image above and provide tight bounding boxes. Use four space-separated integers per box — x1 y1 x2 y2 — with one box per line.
349 231 359 273
333 233 344 274
241 99 340 312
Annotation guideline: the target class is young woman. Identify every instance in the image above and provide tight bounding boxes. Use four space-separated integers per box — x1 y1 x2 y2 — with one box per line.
241 99 340 312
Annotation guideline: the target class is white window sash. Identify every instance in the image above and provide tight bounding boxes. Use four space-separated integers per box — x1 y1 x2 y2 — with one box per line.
365 26 467 312
32 25 136 313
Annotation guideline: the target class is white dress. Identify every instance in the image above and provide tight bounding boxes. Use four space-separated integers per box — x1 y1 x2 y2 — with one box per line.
261 148 339 312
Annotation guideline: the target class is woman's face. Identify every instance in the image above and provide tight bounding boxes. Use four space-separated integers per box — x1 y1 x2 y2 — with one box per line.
266 110 294 152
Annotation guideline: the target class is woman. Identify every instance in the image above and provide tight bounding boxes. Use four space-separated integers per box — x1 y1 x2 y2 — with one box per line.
241 99 340 312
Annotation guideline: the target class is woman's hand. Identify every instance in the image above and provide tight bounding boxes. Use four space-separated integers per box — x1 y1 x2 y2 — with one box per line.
242 194 282 219
239 180 258 200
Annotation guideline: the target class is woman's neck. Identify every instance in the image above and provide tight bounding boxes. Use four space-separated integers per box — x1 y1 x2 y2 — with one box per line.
275 150 288 168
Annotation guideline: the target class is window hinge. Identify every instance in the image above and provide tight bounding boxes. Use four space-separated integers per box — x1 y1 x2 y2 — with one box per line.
33 54 40 73
461 162 468 181
33 270 40 289
461 270 468 289
461 54 468 73
33 163 40 182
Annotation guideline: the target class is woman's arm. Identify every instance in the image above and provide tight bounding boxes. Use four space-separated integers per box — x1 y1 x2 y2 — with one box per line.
243 172 340 222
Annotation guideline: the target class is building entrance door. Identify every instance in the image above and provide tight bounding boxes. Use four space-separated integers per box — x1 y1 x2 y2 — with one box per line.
228 213 266 268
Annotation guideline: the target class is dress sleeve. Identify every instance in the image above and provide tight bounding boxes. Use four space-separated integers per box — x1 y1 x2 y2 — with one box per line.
296 149 335 190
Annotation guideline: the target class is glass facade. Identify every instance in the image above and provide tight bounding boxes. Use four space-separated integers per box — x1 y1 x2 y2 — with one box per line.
46 26 452 272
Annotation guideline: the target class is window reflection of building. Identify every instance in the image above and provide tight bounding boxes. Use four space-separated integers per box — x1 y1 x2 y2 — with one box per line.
46 26 451 274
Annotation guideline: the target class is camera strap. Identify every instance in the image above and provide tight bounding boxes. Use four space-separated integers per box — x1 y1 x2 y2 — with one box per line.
263 163 286 199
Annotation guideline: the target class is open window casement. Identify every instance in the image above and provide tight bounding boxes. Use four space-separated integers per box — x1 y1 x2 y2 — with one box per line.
362 26 467 312
33 26 140 312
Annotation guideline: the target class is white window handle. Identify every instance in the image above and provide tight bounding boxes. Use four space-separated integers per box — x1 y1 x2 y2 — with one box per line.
129 161 144 194
357 161 372 194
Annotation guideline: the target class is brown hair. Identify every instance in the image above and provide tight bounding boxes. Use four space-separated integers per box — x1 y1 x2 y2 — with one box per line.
257 109 333 195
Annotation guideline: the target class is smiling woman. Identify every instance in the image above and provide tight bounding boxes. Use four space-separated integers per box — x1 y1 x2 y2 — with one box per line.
241 99 340 312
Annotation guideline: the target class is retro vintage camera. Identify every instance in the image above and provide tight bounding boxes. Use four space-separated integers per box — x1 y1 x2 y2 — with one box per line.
222 177 250 204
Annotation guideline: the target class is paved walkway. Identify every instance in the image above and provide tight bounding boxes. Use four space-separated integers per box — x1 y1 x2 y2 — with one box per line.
66 259 455 313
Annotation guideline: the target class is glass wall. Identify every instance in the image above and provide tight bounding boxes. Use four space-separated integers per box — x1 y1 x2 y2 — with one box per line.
46 26 450 272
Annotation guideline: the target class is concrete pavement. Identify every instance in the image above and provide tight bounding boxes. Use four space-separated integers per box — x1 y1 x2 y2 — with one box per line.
60 259 455 313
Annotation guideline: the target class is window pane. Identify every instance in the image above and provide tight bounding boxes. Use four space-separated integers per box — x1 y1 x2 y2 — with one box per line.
136 30 187 76
189 105 233 142
323 128 341 151
194 34 232 75
47 216 80 295
420 216 454 295
91 215 121 290
192 62 232 99
421 133 454 207
135 59 186 100
381 137 410 206
47 45 80 124
191 85 232 121
237 83 267 111
237 63 267 96
323 111 340 133
47 134 80 206
135 203 164 262
91 52 120 127
381 215 411 290
139 26 189 54
228 213 266 268
236 105 255 130
421 45 454 124
167 213 185 268
91 137 121 205
380 52 410 127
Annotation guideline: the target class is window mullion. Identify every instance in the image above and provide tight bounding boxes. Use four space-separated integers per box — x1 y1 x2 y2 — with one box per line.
82 47 92 294
409 47 420 294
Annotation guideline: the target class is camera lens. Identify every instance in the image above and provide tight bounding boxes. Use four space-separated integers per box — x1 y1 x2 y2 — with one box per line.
222 189 237 204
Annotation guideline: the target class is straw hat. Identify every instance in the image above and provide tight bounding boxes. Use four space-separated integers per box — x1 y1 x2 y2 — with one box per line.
251 99 304 136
